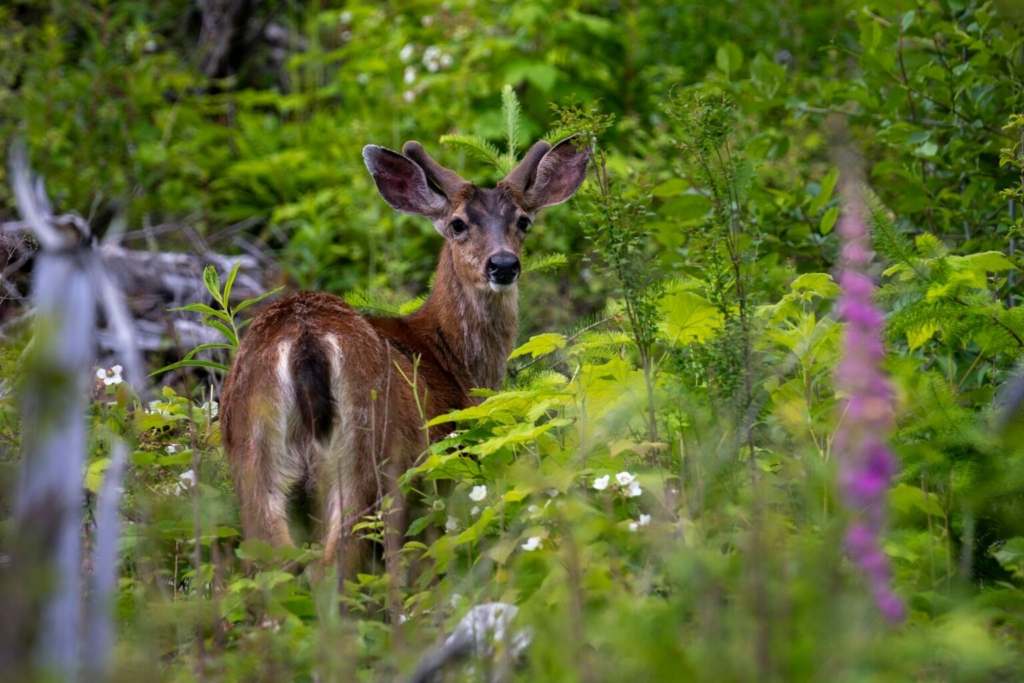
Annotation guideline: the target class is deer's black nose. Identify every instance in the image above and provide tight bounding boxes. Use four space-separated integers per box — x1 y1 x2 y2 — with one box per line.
486 253 520 285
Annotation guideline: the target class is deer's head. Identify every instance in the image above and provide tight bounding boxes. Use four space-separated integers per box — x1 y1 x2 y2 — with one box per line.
363 138 589 294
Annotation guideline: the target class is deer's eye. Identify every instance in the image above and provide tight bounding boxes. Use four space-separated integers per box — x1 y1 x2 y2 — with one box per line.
517 216 531 232
451 218 468 235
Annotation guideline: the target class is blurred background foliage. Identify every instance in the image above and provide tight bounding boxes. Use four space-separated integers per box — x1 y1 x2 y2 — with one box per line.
3 0 1024 681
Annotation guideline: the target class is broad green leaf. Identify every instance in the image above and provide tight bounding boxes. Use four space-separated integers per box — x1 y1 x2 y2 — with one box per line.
85 457 110 494
509 333 567 360
652 178 688 198
790 273 840 298
889 483 943 516
715 41 743 74
660 194 711 221
993 537 1024 569
659 291 723 345
961 251 1017 273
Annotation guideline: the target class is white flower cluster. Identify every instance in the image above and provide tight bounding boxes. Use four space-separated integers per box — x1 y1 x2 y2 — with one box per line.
397 43 454 103
628 514 651 532
592 471 642 498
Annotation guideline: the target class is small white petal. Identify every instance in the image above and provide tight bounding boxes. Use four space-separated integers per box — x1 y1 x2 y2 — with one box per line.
615 472 635 486
340 10 352 23
402 89 415 103
421 15 434 26
166 444 179 454
547 488 559 498
469 485 487 502
470 506 480 516
179 469 196 487
404 66 417 84
593 475 610 491
96 368 106 380
445 516 458 532
424 45 441 60
521 536 541 551
399 43 415 62
528 505 539 513
626 480 642 498
628 522 639 532
639 513 651 526
440 54 453 68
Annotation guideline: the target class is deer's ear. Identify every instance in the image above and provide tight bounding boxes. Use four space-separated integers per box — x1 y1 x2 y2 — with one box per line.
363 145 447 218
523 136 590 211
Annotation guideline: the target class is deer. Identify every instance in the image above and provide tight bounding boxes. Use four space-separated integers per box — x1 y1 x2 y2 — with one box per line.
220 137 589 576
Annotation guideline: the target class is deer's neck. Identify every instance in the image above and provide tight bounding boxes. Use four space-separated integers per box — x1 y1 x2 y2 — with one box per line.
409 244 519 393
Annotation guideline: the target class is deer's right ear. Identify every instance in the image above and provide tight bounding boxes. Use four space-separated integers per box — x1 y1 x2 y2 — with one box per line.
363 145 447 218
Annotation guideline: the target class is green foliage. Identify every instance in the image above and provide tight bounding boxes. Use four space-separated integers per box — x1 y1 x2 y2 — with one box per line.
4 0 1024 681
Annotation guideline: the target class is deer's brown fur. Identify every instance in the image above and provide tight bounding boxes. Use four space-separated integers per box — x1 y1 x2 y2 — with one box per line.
220 138 588 574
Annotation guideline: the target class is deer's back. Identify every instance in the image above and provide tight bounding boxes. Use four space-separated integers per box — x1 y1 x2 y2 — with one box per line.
221 291 469 459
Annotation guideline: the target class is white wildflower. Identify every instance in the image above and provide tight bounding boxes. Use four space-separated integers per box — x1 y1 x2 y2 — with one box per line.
626 480 642 498
425 59 439 73
521 536 542 551
179 469 196 488
340 10 352 23
341 30 352 41
402 89 416 103
96 365 123 386
628 521 639 532
469 485 487 502
592 474 610 491
399 43 415 62
424 45 441 61
398 613 408 624
615 471 636 487
200 400 219 418
404 66 417 84
547 488 559 498
421 14 434 26
445 515 458 533
470 506 480 516
166 444 179 454
440 53 453 68
356 72 369 85
528 505 539 513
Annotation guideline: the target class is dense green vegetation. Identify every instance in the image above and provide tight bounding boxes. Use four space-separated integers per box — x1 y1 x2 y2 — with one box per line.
3 0 1024 680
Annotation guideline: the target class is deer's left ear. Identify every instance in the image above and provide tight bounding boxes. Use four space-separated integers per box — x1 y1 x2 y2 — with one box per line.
522 136 590 211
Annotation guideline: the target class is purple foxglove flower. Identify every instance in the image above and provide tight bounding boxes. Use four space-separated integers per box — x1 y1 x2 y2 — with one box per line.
835 191 905 623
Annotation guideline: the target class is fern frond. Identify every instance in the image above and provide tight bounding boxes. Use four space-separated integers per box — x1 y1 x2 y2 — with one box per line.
501 84 521 170
523 253 568 274
440 134 505 172
863 187 916 268
344 290 404 316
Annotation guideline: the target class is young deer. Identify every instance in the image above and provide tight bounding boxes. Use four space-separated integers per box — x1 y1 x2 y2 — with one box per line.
220 137 588 574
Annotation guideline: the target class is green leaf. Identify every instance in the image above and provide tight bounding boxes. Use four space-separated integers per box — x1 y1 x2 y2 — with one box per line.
660 194 711 221
509 333 567 360
819 206 839 235
790 273 840 298
808 167 839 215
149 359 231 377
659 291 723 345
652 179 688 198
889 483 943 516
234 286 285 313
715 41 743 75
205 320 238 346
203 265 224 306
993 537 1024 569
961 251 1017 273
522 253 568 274
223 261 241 305
183 343 235 361
85 457 110 494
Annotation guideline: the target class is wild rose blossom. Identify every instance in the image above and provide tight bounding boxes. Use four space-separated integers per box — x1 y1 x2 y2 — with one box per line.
835 190 905 623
